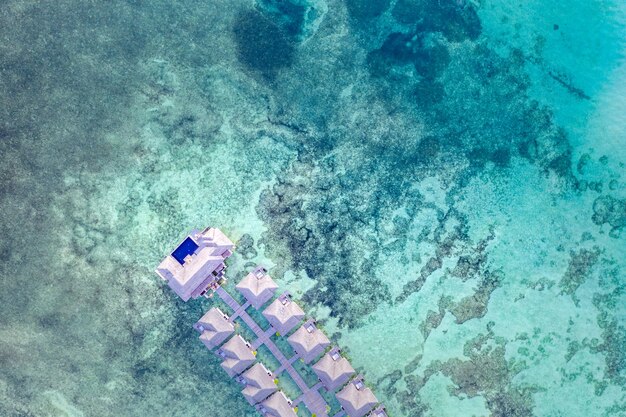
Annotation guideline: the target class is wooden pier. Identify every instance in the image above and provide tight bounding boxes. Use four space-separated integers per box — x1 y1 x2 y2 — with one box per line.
216 287 330 417
158 228 385 417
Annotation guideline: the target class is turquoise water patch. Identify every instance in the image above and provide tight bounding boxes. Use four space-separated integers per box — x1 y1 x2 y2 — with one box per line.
0 0 624 416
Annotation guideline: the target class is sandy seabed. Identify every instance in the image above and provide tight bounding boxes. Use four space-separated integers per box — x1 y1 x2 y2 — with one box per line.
0 1 624 416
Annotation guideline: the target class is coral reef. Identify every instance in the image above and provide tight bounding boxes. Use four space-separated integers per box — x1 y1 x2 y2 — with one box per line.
0 0 624 416
592 195 626 238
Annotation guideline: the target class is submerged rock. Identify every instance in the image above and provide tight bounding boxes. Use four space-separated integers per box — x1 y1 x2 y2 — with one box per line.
392 0 482 41
345 0 390 20
592 195 626 237
559 247 601 300
236 233 258 260
233 9 296 80
255 0 328 42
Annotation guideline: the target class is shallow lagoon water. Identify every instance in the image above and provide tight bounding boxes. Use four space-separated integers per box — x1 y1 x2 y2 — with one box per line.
0 1 624 416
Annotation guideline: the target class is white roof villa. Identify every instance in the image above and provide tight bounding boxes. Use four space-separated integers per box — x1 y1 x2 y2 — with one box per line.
312 347 355 391
262 292 305 335
236 265 279 310
156 227 386 417
193 307 234 350
287 319 331 364
257 391 297 417
216 335 256 377
240 362 277 405
155 227 234 301
368 406 389 417
336 376 378 417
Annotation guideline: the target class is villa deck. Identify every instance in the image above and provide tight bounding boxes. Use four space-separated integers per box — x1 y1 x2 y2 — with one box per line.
216 286 329 417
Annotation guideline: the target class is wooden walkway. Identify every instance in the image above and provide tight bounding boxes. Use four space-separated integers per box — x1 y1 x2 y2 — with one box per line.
215 287 330 417
275 353 300 375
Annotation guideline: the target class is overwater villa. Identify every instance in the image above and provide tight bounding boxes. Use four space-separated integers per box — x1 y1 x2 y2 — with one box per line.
287 319 331 364
262 292 305 335
236 265 279 309
157 228 384 417
312 347 356 391
155 227 234 301
216 334 256 377
336 376 378 417
257 391 297 417
194 307 234 350
239 363 277 405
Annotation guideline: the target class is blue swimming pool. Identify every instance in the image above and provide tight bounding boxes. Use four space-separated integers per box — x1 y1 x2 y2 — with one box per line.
171 237 199 265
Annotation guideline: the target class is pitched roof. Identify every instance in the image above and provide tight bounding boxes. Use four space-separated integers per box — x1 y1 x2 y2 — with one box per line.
217 335 256 377
258 391 297 417
262 292 305 335
287 320 331 364
155 228 234 301
336 377 378 417
312 347 355 390
368 406 389 417
241 363 277 405
195 307 234 349
236 266 279 309
197 227 234 247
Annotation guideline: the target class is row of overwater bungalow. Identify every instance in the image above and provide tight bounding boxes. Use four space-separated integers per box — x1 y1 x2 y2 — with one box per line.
157 228 388 417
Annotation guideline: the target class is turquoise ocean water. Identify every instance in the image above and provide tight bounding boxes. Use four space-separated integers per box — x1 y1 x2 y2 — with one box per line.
0 1 624 416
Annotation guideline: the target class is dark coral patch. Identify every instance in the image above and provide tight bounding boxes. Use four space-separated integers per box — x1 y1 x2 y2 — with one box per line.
367 31 450 81
592 195 626 237
433 334 536 416
256 158 394 328
413 41 451 80
390 0 422 25
236 233 258 260
233 9 295 80
419 297 448 339
415 136 441 162
366 32 415 78
345 0 390 20
593 288 626 387
392 0 482 42
559 247 600 300
413 80 445 106
449 271 503 324
256 0 306 39
467 148 511 169
378 32 419 64
423 44 577 181
491 148 511 167
377 331 537 416
466 148 491 169
517 125 573 179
